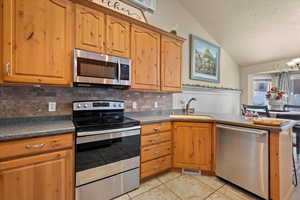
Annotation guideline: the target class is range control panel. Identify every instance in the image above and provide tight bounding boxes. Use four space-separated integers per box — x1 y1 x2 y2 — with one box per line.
73 100 125 111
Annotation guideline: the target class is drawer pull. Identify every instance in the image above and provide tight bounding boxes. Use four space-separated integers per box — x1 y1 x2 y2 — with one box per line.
154 128 160 132
154 150 160 154
153 165 160 169
25 143 46 150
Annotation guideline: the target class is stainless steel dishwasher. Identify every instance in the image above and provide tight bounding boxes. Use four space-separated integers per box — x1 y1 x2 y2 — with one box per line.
216 124 269 199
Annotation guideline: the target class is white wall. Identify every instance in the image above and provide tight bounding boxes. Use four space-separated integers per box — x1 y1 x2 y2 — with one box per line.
173 87 241 115
144 0 240 89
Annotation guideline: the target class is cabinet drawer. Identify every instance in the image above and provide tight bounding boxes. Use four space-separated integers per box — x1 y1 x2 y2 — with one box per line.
141 131 171 147
141 155 171 179
141 142 171 162
142 122 171 135
0 133 74 160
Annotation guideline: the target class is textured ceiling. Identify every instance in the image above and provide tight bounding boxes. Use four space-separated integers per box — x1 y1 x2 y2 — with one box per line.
178 0 300 67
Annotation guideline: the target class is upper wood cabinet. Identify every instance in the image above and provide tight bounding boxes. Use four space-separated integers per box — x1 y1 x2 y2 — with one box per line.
161 36 183 92
2 0 73 85
106 15 130 58
131 24 160 91
173 122 212 171
75 4 105 53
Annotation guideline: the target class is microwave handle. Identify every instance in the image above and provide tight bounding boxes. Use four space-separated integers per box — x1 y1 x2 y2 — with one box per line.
118 59 121 82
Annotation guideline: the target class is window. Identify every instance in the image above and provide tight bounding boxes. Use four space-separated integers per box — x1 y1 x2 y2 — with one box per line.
290 74 300 105
252 79 272 106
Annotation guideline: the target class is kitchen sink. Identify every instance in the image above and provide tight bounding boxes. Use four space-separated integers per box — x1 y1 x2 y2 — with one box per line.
170 114 214 120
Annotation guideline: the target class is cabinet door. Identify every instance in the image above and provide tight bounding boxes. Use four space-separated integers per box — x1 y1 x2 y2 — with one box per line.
0 149 74 200
3 0 73 85
161 36 182 92
173 122 212 170
106 15 130 58
131 25 160 90
75 4 105 53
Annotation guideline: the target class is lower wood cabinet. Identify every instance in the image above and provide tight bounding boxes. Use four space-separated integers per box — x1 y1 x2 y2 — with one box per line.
0 133 74 200
173 122 213 171
140 122 172 180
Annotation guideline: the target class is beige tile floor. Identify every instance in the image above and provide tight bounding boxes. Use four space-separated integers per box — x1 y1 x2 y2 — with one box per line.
114 171 262 200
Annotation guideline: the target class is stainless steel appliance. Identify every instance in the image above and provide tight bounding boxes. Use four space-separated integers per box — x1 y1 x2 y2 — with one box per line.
73 100 140 200
73 49 131 87
216 124 269 199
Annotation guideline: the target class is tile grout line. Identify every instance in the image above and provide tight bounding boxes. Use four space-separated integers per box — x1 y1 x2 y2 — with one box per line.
163 181 185 200
204 184 227 200
129 179 164 199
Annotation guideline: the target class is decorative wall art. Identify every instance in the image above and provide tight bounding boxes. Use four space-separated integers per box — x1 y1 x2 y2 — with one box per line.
190 35 220 83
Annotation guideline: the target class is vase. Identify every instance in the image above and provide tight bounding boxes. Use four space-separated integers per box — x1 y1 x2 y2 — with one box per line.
268 99 285 110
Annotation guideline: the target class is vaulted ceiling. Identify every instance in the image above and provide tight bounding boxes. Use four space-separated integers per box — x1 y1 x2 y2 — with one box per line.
178 0 300 67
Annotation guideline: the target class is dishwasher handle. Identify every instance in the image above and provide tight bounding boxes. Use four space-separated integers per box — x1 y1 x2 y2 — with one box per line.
216 124 268 136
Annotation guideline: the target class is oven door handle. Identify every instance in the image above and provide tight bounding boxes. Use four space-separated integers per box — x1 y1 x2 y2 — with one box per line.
77 126 141 144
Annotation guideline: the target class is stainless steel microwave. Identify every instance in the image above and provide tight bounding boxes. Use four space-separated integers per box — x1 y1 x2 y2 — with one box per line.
73 49 131 87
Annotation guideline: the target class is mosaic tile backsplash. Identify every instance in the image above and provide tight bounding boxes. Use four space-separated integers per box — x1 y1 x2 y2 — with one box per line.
0 85 173 118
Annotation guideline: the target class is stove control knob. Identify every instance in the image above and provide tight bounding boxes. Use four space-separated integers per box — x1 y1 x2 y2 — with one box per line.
77 104 82 109
119 103 123 107
113 104 117 107
83 104 88 108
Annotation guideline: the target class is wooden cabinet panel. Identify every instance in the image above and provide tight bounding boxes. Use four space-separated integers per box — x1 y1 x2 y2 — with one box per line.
161 36 182 92
141 141 171 162
141 122 171 135
0 0 3 83
173 122 212 170
3 0 72 85
141 131 171 147
2 0 73 85
106 15 130 58
0 149 73 200
141 155 171 180
0 133 73 160
75 4 105 53
131 24 160 90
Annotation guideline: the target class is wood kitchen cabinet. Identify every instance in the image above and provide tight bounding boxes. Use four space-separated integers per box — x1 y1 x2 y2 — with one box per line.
161 36 183 92
75 4 105 53
0 133 74 200
2 0 73 85
140 122 172 179
75 6 130 58
106 15 130 58
173 122 213 171
131 24 161 91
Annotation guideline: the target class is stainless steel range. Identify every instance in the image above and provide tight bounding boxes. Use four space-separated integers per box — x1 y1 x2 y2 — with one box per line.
73 100 140 200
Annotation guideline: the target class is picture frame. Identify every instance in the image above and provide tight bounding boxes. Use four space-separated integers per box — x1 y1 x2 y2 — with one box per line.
190 34 221 83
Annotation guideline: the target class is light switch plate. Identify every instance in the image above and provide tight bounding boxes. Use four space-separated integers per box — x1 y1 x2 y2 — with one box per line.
132 102 137 109
48 102 56 112
154 102 158 108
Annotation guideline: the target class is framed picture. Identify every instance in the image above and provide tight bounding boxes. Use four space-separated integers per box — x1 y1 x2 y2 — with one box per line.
190 35 220 83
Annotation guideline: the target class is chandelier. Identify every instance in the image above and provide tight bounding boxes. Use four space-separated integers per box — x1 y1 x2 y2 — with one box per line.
286 58 300 70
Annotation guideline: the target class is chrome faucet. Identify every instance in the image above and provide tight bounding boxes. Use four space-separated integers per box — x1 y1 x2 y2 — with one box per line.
185 98 197 114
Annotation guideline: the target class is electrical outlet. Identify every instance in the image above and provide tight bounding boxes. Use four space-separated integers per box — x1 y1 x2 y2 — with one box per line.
48 102 56 112
132 102 137 109
154 102 158 108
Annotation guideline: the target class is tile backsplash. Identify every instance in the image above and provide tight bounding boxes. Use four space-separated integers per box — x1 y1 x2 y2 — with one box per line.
0 85 173 118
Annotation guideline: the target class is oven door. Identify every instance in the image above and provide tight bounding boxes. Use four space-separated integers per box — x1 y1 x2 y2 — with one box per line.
73 49 131 86
76 126 140 187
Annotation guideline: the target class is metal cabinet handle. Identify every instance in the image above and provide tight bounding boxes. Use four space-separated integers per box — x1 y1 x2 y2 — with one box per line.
154 128 160 132
153 165 159 169
154 150 160 154
25 143 46 150
5 62 12 76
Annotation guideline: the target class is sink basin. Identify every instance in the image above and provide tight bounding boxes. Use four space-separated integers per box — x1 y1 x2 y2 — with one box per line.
170 114 214 120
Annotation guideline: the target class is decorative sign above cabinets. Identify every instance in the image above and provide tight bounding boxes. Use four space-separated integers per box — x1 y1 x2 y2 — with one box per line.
89 0 147 23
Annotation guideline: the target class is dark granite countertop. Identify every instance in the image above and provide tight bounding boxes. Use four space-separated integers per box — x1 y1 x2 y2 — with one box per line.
127 111 296 133
0 116 75 142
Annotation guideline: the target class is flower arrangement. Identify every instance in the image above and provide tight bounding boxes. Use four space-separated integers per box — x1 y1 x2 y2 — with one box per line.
266 87 285 100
